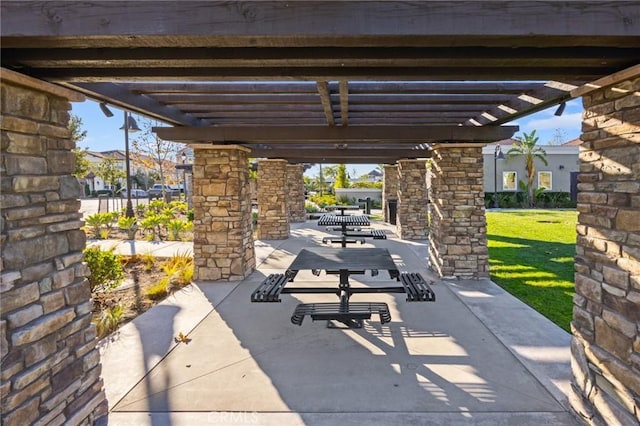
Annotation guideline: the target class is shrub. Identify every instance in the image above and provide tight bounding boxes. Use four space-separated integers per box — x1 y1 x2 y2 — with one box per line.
141 251 156 272
96 304 124 338
146 278 170 300
167 219 188 241
309 194 336 208
85 212 118 239
187 209 194 221
163 251 194 287
84 246 125 292
117 216 138 240
305 201 320 213
140 214 164 241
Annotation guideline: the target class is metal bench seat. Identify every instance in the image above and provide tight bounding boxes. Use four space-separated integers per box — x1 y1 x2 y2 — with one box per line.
291 302 392 326
250 273 289 302
342 229 387 240
399 272 436 302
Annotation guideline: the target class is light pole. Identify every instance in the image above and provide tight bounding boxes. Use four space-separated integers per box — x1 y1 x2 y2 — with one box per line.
493 145 505 208
120 111 141 218
181 152 187 202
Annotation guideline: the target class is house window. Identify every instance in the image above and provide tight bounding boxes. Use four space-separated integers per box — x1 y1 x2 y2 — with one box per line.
502 171 517 191
538 171 552 191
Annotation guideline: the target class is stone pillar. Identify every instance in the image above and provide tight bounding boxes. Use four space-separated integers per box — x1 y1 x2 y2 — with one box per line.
0 70 107 425
192 145 255 281
397 159 428 239
287 164 306 223
429 144 488 279
570 78 640 425
382 164 399 223
257 159 290 239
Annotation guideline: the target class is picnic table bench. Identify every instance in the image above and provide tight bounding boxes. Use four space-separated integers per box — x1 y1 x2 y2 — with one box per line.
250 247 435 328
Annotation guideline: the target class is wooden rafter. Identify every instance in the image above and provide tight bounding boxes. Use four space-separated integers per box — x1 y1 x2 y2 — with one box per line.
316 81 335 126
339 80 349 126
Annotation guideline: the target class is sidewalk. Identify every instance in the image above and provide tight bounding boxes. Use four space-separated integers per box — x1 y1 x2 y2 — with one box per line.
96 221 576 426
87 239 193 258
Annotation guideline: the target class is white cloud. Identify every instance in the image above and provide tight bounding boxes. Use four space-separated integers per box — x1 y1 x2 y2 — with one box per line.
522 111 582 132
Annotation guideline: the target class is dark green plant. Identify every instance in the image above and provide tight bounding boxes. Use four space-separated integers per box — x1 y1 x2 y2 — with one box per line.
84 247 125 292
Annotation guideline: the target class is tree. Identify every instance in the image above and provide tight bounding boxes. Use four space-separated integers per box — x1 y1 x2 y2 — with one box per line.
507 130 548 207
68 114 91 179
334 164 350 189
132 117 184 199
95 157 125 192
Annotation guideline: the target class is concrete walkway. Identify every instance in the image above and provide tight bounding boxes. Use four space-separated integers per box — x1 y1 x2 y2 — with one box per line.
96 221 577 426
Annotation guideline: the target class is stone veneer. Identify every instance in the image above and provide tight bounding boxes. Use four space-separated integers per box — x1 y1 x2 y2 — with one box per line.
396 160 428 239
429 145 488 279
257 159 290 239
570 78 640 425
192 145 255 281
1 70 107 425
382 165 399 223
287 164 306 223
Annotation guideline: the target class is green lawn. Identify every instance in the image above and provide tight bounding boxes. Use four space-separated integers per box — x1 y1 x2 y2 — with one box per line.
486 210 577 332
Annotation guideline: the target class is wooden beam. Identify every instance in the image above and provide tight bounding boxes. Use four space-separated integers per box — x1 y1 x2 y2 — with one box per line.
154 125 518 143
20 66 620 83
571 64 640 97
3 2 639 45
339 80 349 127
316 81 335 126
249 148 427 161
70 82 205 126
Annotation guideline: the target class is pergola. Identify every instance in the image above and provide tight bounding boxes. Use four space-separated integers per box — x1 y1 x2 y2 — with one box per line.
1 2 639 425
2 1 638 162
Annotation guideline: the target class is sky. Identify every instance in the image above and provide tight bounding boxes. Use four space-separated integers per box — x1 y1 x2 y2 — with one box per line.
71 98 583 179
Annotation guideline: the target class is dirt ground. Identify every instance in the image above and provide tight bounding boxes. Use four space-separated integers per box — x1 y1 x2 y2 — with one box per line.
90 251 188 339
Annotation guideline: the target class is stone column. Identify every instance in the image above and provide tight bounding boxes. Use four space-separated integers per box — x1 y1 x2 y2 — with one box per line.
257 159 290 239
192 145 255 281
570 78 640 425
397 159 428 239
287 164 306 223
0 70 107 425
429 144 488 279
382 164 399 223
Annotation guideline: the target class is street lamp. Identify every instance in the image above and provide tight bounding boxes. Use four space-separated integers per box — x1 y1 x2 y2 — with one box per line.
181 151 187 202
119 112 141 218
493 145 505 208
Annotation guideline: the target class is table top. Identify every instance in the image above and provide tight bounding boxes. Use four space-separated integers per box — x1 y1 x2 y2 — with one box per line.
325 205 360 210
286 247 398 274
317 214 370 226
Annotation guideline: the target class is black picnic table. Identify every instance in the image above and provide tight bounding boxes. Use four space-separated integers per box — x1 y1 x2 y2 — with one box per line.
318 214 387 246
251 247 435 328
324 205 361 216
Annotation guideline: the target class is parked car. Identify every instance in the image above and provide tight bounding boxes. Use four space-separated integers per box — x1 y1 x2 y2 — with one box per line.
120 188 148 198
148 184 180 199
95 187 115 196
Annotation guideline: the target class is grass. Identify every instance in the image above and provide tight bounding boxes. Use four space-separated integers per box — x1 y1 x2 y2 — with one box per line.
486 209 577 332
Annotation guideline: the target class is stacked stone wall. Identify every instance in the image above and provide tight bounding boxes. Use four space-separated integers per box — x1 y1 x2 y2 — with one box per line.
287 164 306 223
396 160 428 239
570 79 640 425
382 165 398 223
257 159 290 239
192 145 255 281
429 145 488 279
1 75 106 425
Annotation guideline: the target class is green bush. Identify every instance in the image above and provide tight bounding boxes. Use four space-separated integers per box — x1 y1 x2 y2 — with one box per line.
84 247 125 292
309 194 337 208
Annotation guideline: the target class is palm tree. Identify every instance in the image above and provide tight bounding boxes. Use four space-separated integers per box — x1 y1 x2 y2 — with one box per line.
507 130 548 207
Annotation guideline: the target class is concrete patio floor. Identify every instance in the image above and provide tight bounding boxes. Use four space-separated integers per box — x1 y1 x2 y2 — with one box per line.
97 221 577 425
